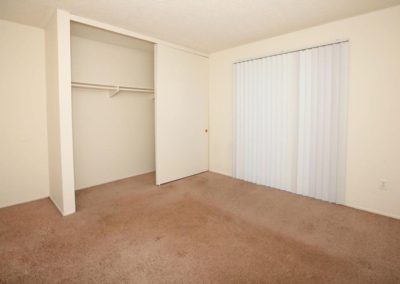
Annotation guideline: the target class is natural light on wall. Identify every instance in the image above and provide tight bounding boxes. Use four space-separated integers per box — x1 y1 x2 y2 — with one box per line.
234 41 349 204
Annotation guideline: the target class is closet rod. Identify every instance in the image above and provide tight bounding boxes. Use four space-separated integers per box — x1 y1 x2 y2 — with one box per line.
71 81 154 97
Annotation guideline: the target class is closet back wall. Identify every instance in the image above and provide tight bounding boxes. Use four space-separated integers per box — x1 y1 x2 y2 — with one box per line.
0 19 49 207
71 27 155 190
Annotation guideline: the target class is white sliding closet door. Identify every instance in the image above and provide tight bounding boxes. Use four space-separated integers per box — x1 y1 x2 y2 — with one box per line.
155 44 208 185
296 42 349 203
234 41 348 204
235 53 299 191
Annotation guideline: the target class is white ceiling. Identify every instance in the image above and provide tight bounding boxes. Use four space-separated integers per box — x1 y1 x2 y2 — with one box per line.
1 0 400 53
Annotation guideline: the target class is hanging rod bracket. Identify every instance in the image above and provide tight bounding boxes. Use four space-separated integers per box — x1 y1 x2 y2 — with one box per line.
110 86 120 98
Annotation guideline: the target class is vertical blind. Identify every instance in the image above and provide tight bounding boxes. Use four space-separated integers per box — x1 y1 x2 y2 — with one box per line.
234 41 348 203
235 53 298 192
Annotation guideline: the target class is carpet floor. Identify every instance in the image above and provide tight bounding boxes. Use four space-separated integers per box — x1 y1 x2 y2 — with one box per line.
1 172 400 283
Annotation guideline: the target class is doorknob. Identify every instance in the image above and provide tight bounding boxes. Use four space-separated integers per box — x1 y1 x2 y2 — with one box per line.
205 129 208 133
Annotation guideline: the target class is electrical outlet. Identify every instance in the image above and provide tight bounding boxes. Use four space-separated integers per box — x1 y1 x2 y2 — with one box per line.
380 179 388 191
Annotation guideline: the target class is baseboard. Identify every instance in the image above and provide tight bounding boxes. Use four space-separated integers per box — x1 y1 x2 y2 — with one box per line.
209 169 233 178
49 195 66 216
345 203 400 220
75 170 156 191
0 194 49 210
208 171 400 220
61 209 76 216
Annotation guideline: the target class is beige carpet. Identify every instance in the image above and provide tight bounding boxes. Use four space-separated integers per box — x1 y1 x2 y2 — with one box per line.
1 172 400 283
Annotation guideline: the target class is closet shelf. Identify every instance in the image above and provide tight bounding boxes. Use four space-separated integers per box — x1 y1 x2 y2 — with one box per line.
71 81 154 97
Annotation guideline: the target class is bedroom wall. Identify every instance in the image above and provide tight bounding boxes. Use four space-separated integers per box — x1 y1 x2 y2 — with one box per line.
0 19 49 208
209 5 400 218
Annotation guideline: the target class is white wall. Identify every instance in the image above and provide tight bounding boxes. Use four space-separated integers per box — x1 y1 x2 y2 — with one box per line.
209 5 400 219
0 19 49 208
71 35 154 88
45 10 76 215
71 34 155 189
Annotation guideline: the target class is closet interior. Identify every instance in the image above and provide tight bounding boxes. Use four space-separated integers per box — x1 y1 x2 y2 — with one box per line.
70 22 155 190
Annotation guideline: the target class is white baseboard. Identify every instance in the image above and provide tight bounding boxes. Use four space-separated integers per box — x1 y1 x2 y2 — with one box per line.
75 170 155 191
0 194 49 209
345 203 400 220
209 170 400 220
48 195 65 216
209 169 233 178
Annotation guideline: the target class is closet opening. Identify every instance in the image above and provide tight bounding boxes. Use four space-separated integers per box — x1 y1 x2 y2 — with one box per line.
70 22 155 192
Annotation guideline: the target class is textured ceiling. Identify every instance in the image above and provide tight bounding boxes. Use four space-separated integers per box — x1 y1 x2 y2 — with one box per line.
1 0 400 53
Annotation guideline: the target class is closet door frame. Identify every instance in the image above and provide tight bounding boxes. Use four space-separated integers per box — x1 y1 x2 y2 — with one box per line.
45 9 75 216
49 10 208 215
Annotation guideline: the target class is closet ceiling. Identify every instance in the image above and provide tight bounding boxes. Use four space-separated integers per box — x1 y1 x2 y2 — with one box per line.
1 0 399 53
71 22 154 52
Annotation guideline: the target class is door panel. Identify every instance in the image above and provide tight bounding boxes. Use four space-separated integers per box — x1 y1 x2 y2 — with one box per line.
155 44 208 185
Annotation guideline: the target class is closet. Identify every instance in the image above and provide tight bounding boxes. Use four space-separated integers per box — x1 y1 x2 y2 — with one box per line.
70 22 155 190
45 10 209 215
